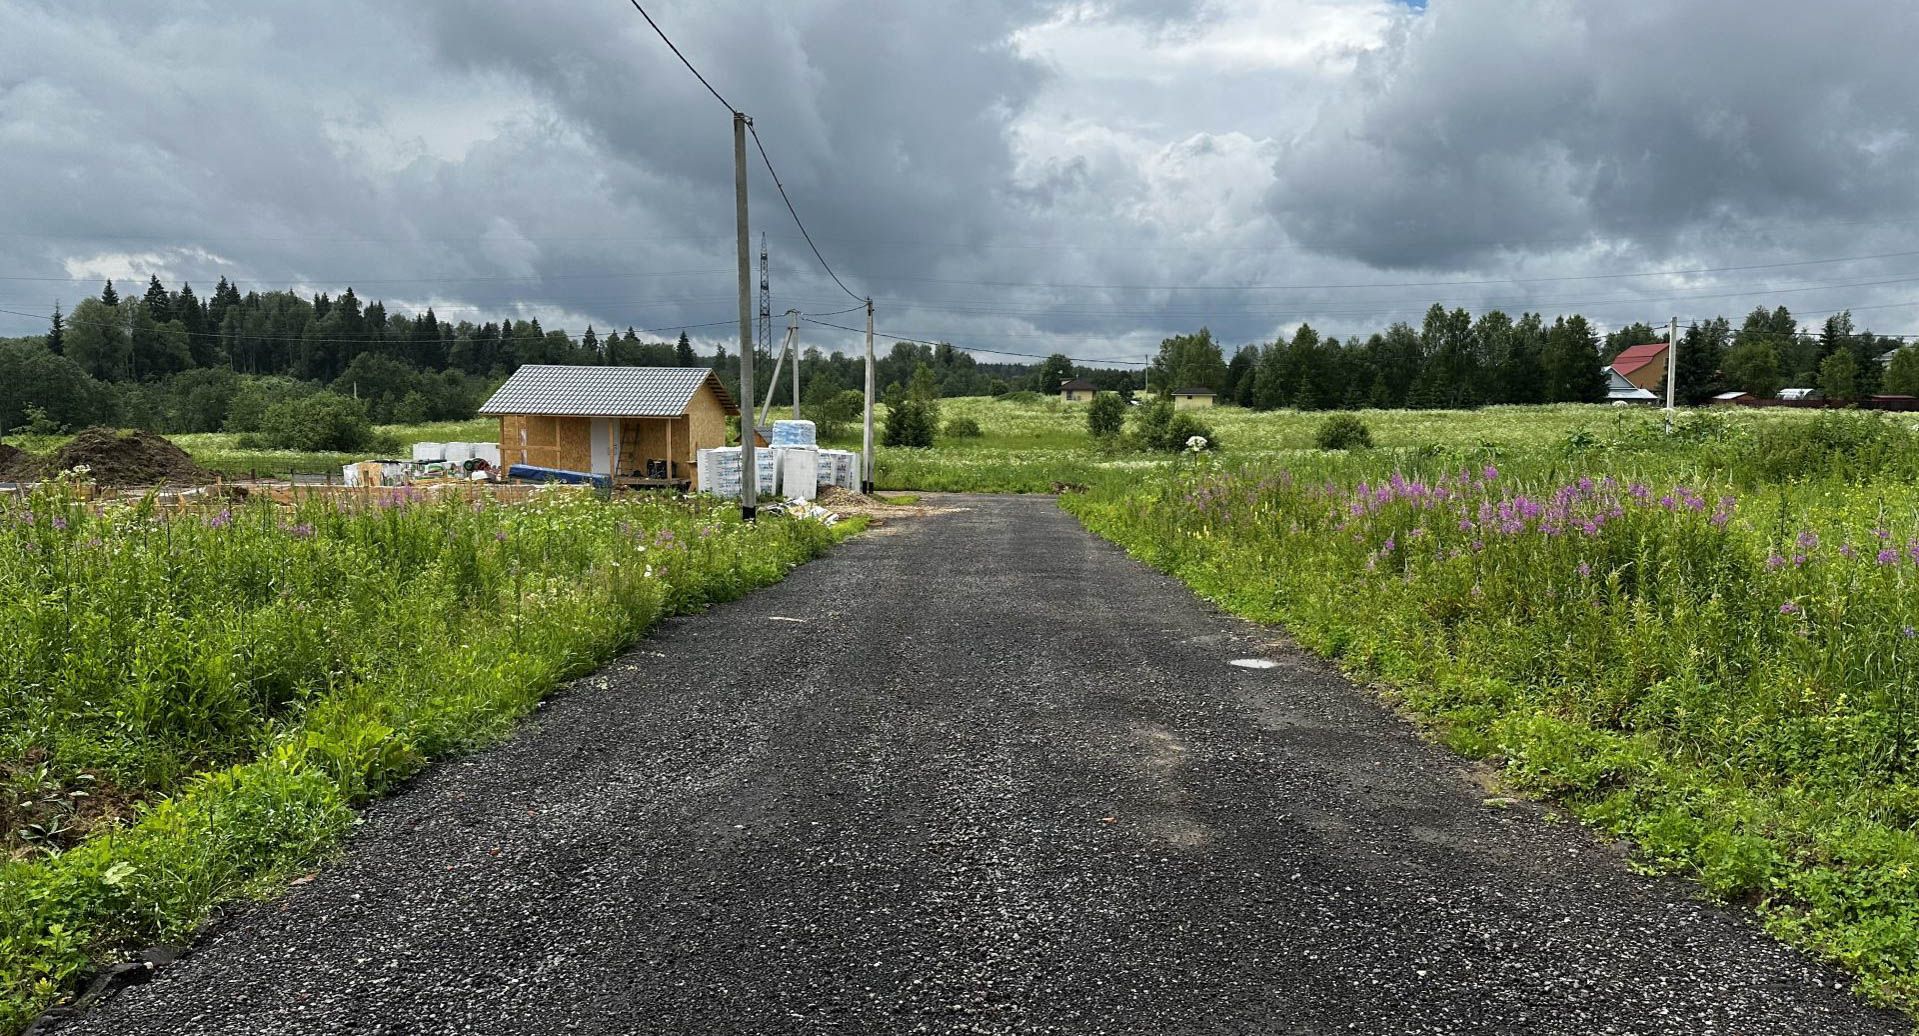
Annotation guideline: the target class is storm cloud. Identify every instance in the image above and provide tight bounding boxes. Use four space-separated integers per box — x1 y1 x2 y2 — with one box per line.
2 0 1916 362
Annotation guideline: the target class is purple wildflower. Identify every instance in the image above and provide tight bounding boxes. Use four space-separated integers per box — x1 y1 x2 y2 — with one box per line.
1766 554 1787 570
51 517 68 531
1576 562 1592 578
290 523 315 540
1779 601 1800 615
1904 626 1917 639
1840 544 1858 559
1880 548 1900 565
1797 530 1819 550
206 509 233 530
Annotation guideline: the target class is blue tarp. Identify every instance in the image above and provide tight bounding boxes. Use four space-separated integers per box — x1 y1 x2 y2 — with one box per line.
506 464 611 490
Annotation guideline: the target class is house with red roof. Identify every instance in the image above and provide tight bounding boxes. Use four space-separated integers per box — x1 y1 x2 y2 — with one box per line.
1609 341 1670 392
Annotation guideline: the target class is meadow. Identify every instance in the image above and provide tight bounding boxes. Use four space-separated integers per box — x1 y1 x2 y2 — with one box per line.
0 481 853 1029
1062 408 1919 1013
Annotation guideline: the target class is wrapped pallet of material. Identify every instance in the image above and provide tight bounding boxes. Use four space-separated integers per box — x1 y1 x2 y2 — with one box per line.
756 448 780 497
442 442 475 465
770 419 817 448
701 446 742 498
780 449 819 501
411 442 445 463
816 449 858 490
471 443 501 469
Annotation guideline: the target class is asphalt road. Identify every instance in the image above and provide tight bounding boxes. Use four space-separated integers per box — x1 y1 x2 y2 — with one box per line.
60 494 1905 1035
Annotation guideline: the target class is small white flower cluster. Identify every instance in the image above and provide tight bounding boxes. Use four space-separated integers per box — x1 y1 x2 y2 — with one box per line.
1185 435 1209 453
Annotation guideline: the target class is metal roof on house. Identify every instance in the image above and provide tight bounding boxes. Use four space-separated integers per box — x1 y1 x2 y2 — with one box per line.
478 365 738 417
1172 386 1215 396
1607 385 1659 401
1059 378 1098 391
1610 341 1670 376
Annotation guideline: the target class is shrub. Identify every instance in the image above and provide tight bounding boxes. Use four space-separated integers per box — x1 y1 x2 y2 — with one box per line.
260 392 376 453
882 398 937 448
1747 410 1917 483
995 390 1042 404
1087 392 1127 439
943 416 982 439
1315 413 1374 451
1131 399 1218 452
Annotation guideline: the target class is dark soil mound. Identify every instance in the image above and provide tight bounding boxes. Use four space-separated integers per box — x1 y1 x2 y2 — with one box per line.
44 428 211 486
0 442 25 480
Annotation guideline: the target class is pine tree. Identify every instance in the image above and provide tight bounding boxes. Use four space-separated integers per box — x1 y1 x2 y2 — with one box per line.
46 303 64 355
144 275 171 322
100 279 118 306
581 325 600 362
676 331 696 366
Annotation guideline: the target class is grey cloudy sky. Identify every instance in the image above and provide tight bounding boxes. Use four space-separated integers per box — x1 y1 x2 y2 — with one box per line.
4 0 1918 363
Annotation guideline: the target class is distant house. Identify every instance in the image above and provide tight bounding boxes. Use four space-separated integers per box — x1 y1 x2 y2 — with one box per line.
1609 341 1670 392
1605 367 1658 404
478 365 738 486
1059 378 1098 402
1171 387 1216 410
1711 390 1756 405
1778 387 1822 401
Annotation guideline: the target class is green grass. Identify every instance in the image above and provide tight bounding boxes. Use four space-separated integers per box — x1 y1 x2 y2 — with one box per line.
841 397 1886 494
0 483 856 1030
1063 443 1919 1015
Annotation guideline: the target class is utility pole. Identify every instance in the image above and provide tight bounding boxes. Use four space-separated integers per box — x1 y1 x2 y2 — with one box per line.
862 297 876 493
1665 315 1678 434
788 308 801 419
734 112 756 519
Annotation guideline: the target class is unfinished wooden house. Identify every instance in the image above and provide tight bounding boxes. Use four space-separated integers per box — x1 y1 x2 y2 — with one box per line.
479 366 738 488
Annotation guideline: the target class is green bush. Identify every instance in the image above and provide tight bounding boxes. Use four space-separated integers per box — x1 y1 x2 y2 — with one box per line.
1087 392 1127 439
259 392 376 453
883 399 938 448
1315 413 1374 451
943 416 982 439
1131 399 1218 452
995 390 1042 404
1747 410 1918 483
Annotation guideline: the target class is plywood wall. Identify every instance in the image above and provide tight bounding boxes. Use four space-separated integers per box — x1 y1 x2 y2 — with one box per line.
498 414 593 472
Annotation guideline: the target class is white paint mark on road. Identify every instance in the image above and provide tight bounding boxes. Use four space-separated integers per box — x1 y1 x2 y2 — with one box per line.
1230 658 1278 669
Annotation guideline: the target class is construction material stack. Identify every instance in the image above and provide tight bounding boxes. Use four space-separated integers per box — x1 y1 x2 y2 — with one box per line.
697 421 857 501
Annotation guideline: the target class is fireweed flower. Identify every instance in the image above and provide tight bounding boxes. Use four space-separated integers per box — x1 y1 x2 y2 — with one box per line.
1780 602 1801 615
1880 548 1900 565
1576 562 1592 578
1767 554 1788 570
1797 530 1819 550
1841 544 1858 559
290 523 315 539
51 517 67 531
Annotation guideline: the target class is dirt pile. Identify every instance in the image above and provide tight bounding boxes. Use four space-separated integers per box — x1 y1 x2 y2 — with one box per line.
0 442 25 481
42 428 212 486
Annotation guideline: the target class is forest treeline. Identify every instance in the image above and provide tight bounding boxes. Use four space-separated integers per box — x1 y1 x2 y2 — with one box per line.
4 277 1916 443
1146 304 1919 410
0 277 1044 439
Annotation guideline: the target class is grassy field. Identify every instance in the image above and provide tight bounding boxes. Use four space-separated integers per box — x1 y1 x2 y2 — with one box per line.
1060 409 1919 1015
840 396 1856 493
0 483 855 1030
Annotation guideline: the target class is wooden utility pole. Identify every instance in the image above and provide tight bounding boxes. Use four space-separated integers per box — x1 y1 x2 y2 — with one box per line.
734 112 756 519
862 298 876 493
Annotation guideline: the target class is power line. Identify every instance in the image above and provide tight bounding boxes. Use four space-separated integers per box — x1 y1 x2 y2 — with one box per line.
748 123 865 304
855 248 1919 294
801 316 1152 367
624 1 735 113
